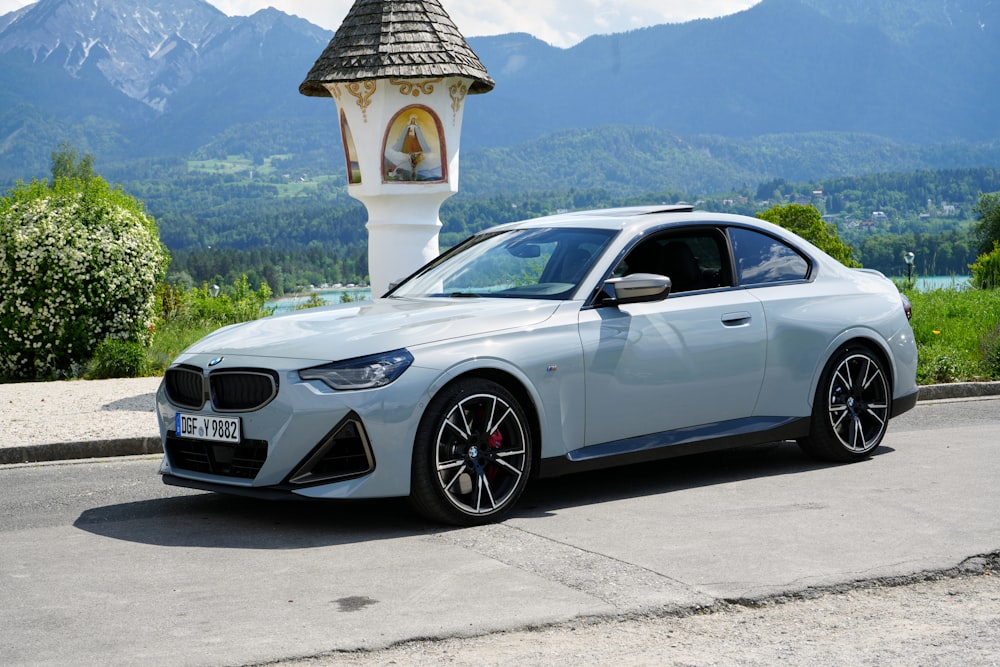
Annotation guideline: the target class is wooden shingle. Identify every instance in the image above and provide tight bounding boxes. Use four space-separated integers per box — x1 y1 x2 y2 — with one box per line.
300 0 494 97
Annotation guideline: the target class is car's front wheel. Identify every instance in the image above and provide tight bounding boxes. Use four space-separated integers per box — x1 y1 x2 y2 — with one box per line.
798 344 891 462
410 378 532 525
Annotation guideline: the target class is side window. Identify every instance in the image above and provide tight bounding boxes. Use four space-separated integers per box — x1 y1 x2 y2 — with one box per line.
616 231 731 293
729 227 810 286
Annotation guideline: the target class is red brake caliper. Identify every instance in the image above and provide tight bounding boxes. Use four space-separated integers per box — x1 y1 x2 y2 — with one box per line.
486 430 503 482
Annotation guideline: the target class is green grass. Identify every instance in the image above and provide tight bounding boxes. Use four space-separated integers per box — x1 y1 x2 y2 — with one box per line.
187 154 342 198
903 286 1000 384
187 156 254 175
147 320 221 375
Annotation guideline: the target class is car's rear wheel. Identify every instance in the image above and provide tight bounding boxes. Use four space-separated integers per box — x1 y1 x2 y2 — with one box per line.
410 378 532 525
798 345 891 462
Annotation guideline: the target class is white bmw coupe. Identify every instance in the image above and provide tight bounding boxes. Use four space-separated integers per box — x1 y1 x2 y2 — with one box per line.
158 206 919 525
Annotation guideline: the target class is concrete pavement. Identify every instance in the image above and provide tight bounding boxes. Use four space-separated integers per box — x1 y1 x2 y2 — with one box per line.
2 377 999 665
1 397 998 665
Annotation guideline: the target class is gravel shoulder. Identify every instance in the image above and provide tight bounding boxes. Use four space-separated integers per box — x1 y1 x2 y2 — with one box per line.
278 564 1000 666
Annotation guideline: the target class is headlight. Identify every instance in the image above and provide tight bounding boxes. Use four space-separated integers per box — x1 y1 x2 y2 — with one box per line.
299 349 414 390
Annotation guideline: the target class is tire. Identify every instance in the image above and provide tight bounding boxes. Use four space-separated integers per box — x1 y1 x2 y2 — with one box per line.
410 378 532 525
798 344 891 463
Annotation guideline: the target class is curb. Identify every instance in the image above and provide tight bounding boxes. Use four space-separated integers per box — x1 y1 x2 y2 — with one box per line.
0 436 162 466
917 381 1000 401
3 383 998 466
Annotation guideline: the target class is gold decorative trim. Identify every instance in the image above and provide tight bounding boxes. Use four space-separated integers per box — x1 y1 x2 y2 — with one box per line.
390 78 442 97
449 82 468 124
329 83 342 102
345 81 377 122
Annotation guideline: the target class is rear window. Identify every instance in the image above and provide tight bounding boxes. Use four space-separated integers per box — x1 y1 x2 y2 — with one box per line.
729 227 810 285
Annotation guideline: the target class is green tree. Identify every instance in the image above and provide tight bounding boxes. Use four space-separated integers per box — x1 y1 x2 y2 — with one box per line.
973 191 1000 255
756 203 861 267
0 159 168 380
50 142 95 182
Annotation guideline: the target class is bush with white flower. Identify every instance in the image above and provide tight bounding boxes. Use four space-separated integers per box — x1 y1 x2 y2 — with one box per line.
0 175 168 380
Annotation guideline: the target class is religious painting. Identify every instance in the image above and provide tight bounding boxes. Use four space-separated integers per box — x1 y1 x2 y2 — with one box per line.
382 105 447 183
340 110 361 184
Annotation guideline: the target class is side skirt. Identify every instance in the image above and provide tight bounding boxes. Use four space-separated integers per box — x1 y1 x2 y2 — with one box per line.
537 416 811 478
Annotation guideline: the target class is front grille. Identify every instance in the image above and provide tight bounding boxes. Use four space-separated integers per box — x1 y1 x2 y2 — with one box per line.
210 371 278 412
287 417 375 485
164 366 278 413
164 366 204 410
165 435 268 479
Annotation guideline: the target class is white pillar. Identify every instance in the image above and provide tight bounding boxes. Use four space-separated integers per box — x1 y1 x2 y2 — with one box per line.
359 192 451 294
324 76 472 296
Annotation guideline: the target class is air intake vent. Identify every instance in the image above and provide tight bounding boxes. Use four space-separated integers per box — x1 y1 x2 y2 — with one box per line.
287 416 375 485
165 435 268 479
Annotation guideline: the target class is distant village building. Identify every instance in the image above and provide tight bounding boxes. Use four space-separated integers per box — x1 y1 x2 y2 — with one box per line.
300 0 494 295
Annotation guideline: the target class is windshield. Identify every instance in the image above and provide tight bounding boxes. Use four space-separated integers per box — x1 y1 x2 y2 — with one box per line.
389 227 618 299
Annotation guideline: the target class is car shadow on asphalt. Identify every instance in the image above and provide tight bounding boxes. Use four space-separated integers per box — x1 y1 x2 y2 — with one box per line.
516 440 893 517
73 491 429 548
72 440 893 548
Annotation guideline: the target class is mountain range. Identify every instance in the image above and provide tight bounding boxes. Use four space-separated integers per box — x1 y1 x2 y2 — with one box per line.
1 0 999 191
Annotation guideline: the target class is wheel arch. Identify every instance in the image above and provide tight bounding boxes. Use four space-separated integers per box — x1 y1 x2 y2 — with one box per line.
798 333 895 462
808 333 896 409
420 368 544 478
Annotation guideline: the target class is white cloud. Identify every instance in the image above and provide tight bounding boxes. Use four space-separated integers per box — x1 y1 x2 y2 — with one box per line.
1 0 760 47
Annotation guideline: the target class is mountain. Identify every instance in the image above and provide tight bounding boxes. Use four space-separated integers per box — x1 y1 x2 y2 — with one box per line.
466 0 1000 146
1 0 999 188
0 0 331 171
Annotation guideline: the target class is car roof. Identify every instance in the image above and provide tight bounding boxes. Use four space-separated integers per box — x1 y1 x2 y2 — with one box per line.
487 204 754 234
483 205 684 230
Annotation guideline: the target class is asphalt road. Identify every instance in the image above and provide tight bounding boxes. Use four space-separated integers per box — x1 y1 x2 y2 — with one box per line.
1 397 997 666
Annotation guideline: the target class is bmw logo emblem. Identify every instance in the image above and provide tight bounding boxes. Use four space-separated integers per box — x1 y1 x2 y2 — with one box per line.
208 357 224 367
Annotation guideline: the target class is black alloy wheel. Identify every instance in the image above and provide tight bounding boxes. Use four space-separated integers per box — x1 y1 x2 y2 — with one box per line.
799 345 891 463
410 378 532 525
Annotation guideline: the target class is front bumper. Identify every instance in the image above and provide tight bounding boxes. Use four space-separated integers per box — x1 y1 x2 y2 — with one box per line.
156 356 440 500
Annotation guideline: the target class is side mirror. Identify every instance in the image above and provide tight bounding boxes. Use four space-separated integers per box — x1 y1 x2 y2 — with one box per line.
602 273 671 305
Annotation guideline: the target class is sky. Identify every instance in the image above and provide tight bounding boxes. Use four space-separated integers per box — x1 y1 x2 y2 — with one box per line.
0 0 761 48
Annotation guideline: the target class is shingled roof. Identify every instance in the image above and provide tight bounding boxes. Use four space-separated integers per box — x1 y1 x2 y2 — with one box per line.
299 0 494 98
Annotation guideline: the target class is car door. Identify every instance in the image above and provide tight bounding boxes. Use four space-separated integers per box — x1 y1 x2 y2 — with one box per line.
578 230 768 447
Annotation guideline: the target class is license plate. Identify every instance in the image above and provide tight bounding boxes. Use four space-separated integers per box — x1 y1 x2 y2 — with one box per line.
175 413 241 443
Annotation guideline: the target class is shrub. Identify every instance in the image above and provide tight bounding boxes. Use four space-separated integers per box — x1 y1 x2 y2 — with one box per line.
147 275 275 373
969 241 1000 290
87 337 150 379
176 275 274 326
294 293 326 310
916 352 978 385
981 324 1000 378
0 177 168 380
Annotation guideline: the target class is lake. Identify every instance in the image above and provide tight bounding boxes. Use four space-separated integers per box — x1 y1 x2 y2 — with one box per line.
269 287 372 313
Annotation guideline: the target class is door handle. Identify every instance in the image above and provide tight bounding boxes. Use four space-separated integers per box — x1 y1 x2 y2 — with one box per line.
722 311 752 327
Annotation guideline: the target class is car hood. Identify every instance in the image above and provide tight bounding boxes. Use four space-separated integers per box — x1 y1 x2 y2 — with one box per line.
180 297 562 363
